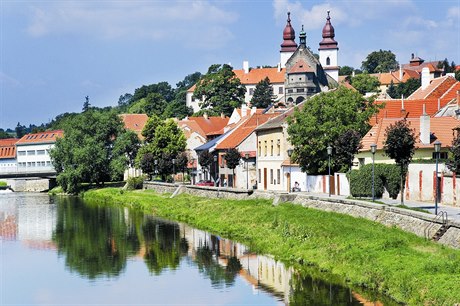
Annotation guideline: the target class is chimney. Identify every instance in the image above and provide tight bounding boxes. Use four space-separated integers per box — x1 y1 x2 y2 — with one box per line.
221 113 225 119
420 104 430 144
243 60 249 74
399 65 403 80
411 53 414 60
251 106 257 115
400 94 406 117
421 67 430 90
204 113 208 120
277 62 281 73
241 103 247 117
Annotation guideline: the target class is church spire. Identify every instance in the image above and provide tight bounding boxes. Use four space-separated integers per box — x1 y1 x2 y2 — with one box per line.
299 25 306 48
319 10 338 50
280 12 297 52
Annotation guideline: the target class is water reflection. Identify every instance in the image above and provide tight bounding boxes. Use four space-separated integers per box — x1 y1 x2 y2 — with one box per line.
0 194 398 305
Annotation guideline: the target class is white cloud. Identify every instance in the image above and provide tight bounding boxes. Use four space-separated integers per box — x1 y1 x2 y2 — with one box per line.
447 6 460 19
25 1 238 49
0 72 21 87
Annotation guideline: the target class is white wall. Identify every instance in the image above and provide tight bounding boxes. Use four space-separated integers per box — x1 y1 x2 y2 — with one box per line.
16 143 55 172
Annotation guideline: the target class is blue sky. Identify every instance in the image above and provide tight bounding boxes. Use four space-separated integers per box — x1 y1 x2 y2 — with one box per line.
1 0 459 129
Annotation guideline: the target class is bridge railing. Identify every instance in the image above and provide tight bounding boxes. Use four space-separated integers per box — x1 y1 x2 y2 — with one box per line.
0 166 57 176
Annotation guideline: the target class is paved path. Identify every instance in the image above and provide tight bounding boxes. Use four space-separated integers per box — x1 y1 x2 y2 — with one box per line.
298 191 460 223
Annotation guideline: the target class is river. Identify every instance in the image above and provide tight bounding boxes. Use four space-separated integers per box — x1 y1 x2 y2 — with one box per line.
0 192 397 305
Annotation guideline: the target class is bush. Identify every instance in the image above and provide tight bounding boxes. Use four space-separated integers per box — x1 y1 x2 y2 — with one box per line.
126 176 144 190
349 164 400 199
0 181 7 187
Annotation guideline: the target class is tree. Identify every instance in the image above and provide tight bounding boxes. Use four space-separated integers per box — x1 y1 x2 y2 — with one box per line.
361 50 398 73
198 150 214 179
109 130 141 181
383 119 416 205
128 92 167 118
287 87 379 174
50 110 135 193
350 73 380 95
193 64 246 117
0 129 12 139
447 129 460 174
250 77 276 109
118 93 133 110
15 122 26 138
387 78 421 99
132 82 174 103
83 96 91 112
339 66 354 76
224 148 241 186
141 115 162 144
333 130 363 173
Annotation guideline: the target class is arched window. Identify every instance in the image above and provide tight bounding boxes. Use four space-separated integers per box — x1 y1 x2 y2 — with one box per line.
326 57 331 66
295 97 305 104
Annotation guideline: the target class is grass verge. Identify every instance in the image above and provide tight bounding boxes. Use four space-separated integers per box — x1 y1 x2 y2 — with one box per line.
84 188 460 305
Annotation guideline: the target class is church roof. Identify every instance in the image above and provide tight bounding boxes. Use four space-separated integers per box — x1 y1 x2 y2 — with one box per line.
319 11 338 50
280 12 297 52
288 59 315 73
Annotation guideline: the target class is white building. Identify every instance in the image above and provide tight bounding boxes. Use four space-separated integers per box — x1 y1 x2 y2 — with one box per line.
0 139 17 174
15 130 63 173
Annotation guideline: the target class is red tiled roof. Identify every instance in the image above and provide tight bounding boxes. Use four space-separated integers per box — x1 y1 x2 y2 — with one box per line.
216 113 278 150
0 138 17 159
119 114 148 138
361 117 460 151
440 82 460 100
408 76 457 100
371 98 450 124
401 61 443 73
288 59 315 73
187 68 285 92
178 120 206 139
184 116 229 136
16 130 63 145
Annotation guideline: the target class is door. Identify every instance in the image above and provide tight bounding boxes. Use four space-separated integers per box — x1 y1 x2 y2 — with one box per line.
263 168 267 190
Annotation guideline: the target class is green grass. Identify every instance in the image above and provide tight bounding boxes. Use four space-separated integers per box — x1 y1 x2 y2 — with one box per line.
84 188 460 305
0 181 7 187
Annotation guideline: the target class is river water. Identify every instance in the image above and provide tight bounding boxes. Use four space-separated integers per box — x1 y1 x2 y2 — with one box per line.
0 193 397 305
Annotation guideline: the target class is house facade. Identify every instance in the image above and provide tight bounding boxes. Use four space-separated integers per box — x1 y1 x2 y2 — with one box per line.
0 139 17 174
15 130 63 173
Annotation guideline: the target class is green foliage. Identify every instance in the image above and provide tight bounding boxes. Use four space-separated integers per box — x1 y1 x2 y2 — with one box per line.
387 78 421 99
110 130 141 181
447 130 460 173
141 115 162 144
85 188 460 305
15 122 26 138
0 128 13 139
50 110 135 193
0 181 7 187
224 148 241 171
132 81 174 103
287 87 380 174
339 66 354 76
193 64 246 117
128 93 167 118
383 119 416 204
350 73 380 95
333 130 362 173
250 77 276 108
198 150 214 170
349 164 401 199
126 176 144 190
361 49 398 73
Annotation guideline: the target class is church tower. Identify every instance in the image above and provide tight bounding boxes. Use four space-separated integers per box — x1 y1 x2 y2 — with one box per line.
318 11 339 82
280 12 297 68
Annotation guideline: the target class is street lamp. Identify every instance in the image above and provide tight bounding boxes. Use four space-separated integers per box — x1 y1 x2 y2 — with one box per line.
370 143 377 201
154 159 158 179
434 140 441 215
172 159 176 183
287 149 293 192
245 153 250 190
213 155 218 187
190 158 195 185
327 146 332 197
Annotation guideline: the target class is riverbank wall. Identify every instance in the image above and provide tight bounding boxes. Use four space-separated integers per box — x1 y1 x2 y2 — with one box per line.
143 181 460 249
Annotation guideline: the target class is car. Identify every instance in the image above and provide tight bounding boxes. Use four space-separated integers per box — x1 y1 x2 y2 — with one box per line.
196 180 214 186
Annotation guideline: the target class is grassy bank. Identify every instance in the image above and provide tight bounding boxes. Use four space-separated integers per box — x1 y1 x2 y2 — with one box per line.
84 188 460 305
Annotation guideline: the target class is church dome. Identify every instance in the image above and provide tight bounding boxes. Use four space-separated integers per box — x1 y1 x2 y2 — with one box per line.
319 11 338 50
280 12 298 52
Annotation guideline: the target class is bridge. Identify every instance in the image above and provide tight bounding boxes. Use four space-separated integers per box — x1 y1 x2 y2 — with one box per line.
0 166 57 179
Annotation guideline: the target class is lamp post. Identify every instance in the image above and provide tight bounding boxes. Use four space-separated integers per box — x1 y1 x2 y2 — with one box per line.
172 159 176 183
370 143 377 201
190 158 195 185
327 146 332 197
245 153 250 190
213 155 218 187
434 141 441 215
287 149 293 192
154 159 158 179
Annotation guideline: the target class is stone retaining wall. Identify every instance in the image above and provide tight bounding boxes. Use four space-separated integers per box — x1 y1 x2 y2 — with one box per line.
143 181 459 249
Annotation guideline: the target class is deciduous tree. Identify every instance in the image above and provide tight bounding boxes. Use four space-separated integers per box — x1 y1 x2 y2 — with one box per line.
361 50 398 73
350 73 380 95
224 148 241 185
383 119 416 204
447 129 460 174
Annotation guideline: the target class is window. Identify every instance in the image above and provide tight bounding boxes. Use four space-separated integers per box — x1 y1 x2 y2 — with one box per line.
264 141 267 156
287 89 293 93
277 169 281 184
258 169 261 182
359 158 365 166
37 150 45 155
249 88 254 95
258 141 261 157
18 151 26 156
46 161 51 166
277 139 281 156
326 57 331 65
297 88 304 93
278 87 283 94
270 140 274 156
270 169 273 184
27 150 35 155
432 152 448 159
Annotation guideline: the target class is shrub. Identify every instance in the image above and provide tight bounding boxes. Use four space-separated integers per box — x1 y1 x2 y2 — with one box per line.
349 164 400 199
126 176 144 190
0 181 7 187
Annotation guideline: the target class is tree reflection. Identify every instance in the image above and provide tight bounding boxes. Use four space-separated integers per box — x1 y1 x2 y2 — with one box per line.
53 197 140 279
142 217 186 275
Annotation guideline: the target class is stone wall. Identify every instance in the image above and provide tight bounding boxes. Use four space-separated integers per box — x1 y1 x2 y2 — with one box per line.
7 178 54 192
142 181 459 249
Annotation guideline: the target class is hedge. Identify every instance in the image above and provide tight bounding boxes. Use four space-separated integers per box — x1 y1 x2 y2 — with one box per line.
349 164 400 199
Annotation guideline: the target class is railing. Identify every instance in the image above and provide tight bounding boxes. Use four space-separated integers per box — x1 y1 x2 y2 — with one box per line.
424 210 448 239
0 166 56 178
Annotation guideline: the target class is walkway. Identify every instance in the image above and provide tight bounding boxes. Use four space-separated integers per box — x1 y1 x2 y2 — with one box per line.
299 191 460 223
